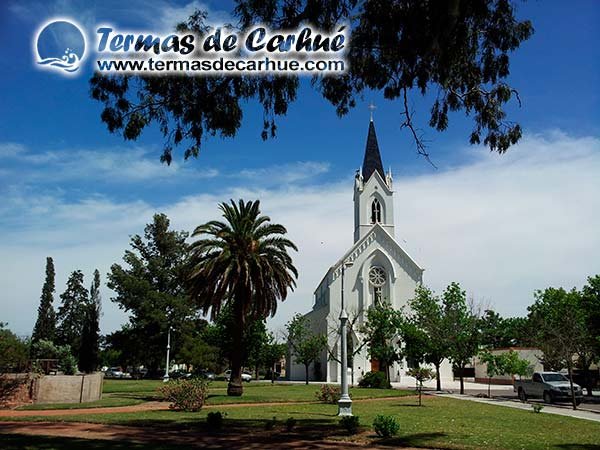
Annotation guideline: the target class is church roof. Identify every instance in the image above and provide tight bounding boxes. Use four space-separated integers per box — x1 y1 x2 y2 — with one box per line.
362 120 385 181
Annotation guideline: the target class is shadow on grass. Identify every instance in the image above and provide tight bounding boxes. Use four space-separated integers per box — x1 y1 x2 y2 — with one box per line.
555 446 600 450
373 432 448 448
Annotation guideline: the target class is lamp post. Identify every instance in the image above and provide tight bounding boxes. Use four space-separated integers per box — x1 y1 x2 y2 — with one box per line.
338 260 354 416
163 326 173 383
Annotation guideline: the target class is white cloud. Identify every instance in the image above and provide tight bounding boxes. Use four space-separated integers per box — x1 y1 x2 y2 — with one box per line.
1 131 599 338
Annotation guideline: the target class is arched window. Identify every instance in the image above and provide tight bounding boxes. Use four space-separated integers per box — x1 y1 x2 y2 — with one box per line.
369 266 386 304
371 199 382 223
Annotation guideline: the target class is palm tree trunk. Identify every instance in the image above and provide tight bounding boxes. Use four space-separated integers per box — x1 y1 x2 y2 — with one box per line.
227 300 245 397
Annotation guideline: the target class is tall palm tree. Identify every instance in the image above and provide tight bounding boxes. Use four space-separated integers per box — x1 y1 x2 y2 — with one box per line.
187 199 298 396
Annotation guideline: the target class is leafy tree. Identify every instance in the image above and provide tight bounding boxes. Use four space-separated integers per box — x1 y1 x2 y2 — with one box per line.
479 350 531 398
178 332 220 374
56 270 88 360
286 314 327 385
31 257 56 346
79 269 102 373
187 199 298 396
528 287 590 409
203 304 270 375
361 303 404 384
479 310 531 349
107 213 197 374
30 339 77 375
405 285 450 391
261 333 287 383
443 282 480 394
90 2 533 164
580 275 600 395
0 324 29 373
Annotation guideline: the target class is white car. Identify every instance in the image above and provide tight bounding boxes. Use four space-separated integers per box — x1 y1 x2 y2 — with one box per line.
224 370 252 382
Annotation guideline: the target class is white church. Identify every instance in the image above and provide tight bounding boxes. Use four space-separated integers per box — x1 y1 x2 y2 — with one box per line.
288 118 453 384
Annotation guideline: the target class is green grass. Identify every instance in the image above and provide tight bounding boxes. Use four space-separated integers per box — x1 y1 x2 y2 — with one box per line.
4 395 600 449
5 380 600 449
20 380 412 410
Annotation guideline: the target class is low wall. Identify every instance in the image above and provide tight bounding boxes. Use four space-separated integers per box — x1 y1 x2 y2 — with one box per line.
1 373 104 407
33 373 104 404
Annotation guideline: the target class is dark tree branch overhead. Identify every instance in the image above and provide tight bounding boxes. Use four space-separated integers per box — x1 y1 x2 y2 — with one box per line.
90 1 533 164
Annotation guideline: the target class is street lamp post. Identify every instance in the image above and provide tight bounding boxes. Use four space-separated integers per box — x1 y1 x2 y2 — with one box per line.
338 260 354 416
163 326 173 383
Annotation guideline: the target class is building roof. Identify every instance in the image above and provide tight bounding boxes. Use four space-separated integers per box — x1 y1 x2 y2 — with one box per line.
362 120 385 181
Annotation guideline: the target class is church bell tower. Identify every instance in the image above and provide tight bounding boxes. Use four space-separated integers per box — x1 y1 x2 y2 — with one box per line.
353 119 394 243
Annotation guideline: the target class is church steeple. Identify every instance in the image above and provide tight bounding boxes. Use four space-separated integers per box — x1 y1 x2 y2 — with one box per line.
354 119 395 243
362 121 385 181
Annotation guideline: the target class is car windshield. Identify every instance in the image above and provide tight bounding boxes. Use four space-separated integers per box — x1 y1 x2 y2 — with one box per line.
542 373 568 382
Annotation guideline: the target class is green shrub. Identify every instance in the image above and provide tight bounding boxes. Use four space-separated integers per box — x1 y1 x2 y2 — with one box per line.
315 384 341 403
158 378 209 412
373 414 400 438
285 417 297 432
206 411 226 429
358 371 390 389
532 404 544 413
264 416 277 430
340 415 360 435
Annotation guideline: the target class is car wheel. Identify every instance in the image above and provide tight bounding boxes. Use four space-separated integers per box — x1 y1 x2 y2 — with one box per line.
543 391 553 404
518 388 527 402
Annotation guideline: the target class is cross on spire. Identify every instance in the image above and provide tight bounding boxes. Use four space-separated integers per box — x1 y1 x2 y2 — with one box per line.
368 102 376 121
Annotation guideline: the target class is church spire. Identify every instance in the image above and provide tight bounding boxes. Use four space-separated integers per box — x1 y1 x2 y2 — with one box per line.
361 120 385 181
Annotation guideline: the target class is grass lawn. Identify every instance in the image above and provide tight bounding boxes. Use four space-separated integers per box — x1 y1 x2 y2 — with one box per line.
4 380 600 449
19 380 414 410
4 394 600 449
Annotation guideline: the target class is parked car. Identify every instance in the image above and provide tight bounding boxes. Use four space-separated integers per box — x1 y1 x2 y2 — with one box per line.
169 370 192 380
196 370 216 380
104 367 126 379
224 370 252 382
514 372 583 404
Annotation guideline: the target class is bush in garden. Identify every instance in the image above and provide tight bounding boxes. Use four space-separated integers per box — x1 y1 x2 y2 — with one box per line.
358 371 390 389
315 384 341 403
158 378 209 412
285 417 297 432
373 414 400 438
264 416 277 430
532 404 544 413
340 415 360 435
206 411 226 429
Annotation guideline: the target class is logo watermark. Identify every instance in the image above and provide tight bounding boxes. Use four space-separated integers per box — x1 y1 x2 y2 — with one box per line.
34 18 87 75
33 17 347 77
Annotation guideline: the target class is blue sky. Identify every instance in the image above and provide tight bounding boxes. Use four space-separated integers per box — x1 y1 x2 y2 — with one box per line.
0 0 599 336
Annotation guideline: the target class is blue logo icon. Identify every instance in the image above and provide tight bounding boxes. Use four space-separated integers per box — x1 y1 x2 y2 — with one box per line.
35 19 86 75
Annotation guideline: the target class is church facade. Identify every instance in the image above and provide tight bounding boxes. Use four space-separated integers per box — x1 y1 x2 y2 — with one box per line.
288 119 451 384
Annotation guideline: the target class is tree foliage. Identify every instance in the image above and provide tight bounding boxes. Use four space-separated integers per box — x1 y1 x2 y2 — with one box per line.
79 269 102 373
107 213 197 373
443 282 480 394
286 314 327 385
405 285 450 390
56 270 89 359
186 199 297 395
90 2 533 164
31 257 57 346
360 303 403 382
0 324 29 373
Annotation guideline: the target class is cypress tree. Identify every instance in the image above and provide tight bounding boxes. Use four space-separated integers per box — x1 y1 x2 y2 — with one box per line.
56 270 88 360
79 270 101 372
31 257 57 346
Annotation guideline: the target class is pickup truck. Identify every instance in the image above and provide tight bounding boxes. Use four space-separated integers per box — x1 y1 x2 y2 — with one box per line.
514 372 583 405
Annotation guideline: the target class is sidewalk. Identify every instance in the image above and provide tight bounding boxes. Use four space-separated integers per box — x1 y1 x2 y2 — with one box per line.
433 392 600 422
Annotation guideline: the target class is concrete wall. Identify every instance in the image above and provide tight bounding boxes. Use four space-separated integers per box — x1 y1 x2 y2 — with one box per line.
33 373 104 404
474 348 543 385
